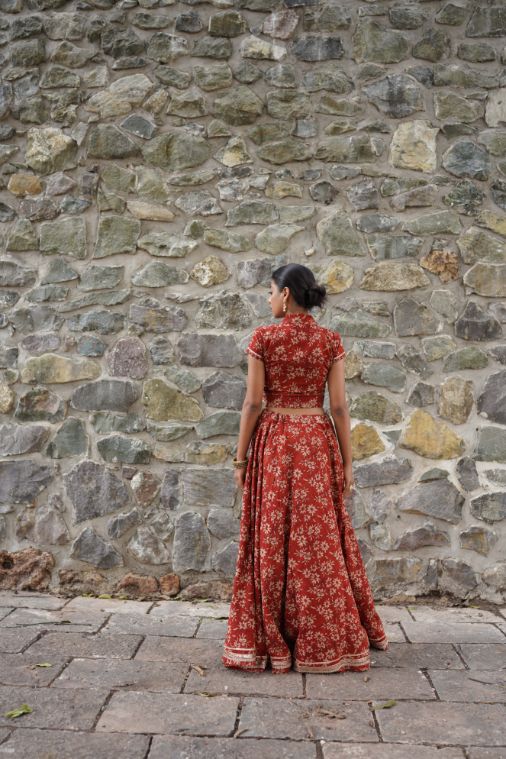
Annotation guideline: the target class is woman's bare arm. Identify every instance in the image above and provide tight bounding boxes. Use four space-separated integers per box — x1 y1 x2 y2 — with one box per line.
327 358 352 467
236 354 265 460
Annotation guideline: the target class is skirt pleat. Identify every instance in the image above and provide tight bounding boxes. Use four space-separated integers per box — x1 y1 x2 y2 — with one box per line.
222 409 388 674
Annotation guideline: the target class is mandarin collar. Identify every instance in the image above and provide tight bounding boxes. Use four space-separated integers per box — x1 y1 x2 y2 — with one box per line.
282 311 314 321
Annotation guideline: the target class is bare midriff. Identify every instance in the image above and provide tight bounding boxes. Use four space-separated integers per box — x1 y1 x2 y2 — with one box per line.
265 406 326 416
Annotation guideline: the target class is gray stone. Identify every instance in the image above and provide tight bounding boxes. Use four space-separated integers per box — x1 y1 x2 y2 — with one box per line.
94 215 140 258
105 338 148 381
172 511 210 572
466 6 506 37
195 410 240 439
398 479 465 524
475 426 506 463
315 134 384 163
443 347 488 372
88 125 140 160
394 523 450 550
129 301 188 333
202 372 245 410
147 33 188 63
354 19 410 64
394 297 440 336
132 261 189 287
293 34 344 61
442 141 490 180
226 200 278 226
353 455 413 488
65 460 130 523
363 74 423 118
71 526 123 568
79 265 123 292
209 10 247 37
0 261 36 288
213 86 263 125
68 311 125 335
175 11 203 33
455 301 502 341
71 380 140 412
459 525 497 555
40 217 87 259
470 492 506 523
0 459 53 504
108 508 141 540
142 131 210 169
127 525 171 564
177 333 241 367
0 423 49 456
14 386 65 423
477 370 506 424
97 435 152 465
455 456 480 492
193 36 233 59
46 418 88 459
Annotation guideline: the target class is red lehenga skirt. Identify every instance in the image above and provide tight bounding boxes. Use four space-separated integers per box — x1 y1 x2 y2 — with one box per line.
222 409 388 674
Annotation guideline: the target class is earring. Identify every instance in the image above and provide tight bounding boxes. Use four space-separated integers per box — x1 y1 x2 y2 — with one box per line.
283 301 287 313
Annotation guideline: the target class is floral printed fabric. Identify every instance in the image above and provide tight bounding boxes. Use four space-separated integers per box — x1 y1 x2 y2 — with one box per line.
222 312 388 674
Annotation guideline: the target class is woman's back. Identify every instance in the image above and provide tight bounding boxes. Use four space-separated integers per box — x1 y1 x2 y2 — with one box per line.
245 311 346 409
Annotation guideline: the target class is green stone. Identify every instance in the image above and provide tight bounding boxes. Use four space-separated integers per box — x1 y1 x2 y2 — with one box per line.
40 217 87 259
97 435 152 464
315 134 384 163
353 19 410 64
257 138 313 164
443 347 489 371
94 215 140 258
255 224 303 254
46 418 88 458
317 211 367 256
143 378 204 422
20 353 100 384
142 131 210 169
131 262 189 287
350 391 402 424
212 86 263 125
7 219 38 252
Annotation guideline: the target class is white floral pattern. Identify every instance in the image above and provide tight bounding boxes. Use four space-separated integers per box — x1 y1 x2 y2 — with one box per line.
222 313 388 674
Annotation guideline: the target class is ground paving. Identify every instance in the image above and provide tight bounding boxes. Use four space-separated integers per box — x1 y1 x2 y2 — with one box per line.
0 591 504 758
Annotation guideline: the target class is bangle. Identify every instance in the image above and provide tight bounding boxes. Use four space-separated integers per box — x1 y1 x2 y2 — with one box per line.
232 457 248 468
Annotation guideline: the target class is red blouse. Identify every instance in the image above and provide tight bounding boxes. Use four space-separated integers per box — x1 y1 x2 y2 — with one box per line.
245 311 346 408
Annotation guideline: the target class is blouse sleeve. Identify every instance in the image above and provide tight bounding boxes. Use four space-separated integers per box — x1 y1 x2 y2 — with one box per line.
245 327 264 362
330 330 346 362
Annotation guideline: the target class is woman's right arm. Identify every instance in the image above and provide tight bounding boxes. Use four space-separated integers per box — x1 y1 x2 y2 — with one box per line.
327 358 355 496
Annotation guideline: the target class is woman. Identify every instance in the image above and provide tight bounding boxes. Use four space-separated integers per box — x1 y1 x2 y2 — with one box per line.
222 263 388 674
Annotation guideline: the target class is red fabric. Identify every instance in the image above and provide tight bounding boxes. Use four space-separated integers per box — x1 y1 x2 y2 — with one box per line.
222 312 388 674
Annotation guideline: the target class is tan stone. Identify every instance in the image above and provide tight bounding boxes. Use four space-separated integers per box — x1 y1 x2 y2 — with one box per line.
265 180 303 199
143 378 204 422
463 262 506 297
190 256 230 287
437 377 474 424
115 572 160 597
7 173 43 196
320 260 354 293
476 210 506 238
344 351 362 379
20 354 101 384
0 547 54 591
398 409 465 459
360 261 430 290
420 247 460 283
351 423 385 460
125 201 175 221
390 120 438 172
214 136 252 167
0 383 15 413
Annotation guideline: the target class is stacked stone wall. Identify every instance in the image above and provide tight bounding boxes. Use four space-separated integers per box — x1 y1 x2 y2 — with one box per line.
0 0 505 602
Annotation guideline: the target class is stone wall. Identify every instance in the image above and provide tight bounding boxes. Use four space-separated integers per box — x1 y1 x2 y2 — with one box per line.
0 0 505 603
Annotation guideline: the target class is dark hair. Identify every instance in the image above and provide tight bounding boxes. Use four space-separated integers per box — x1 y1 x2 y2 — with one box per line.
271 264 327 310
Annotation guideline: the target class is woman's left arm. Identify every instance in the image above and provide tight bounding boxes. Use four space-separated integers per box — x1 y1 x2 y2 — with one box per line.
234 355 265 486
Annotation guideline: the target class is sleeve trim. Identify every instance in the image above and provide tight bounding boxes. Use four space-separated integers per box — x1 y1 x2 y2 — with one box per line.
246 347 264 361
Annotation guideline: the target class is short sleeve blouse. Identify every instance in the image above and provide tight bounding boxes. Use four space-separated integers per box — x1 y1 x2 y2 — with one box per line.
330 330 346 362
245 327 264 362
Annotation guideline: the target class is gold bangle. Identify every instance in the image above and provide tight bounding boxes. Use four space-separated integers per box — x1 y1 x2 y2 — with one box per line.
232 457 248 468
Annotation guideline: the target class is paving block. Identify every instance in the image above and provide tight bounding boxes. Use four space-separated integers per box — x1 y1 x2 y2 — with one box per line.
0 653 67 687
376 701 506 746
149 735 317 758
51 657 188 692
402 621 505 644
0 728 149 758
371 643 464 670
25 631 143 660
323 743 465 758
0 685 110 731
102 612 198 637
0 608 108 634
237 697 379 742
458 644 506 671
428 669 506 703
184 662 304 698
306 667 435 701
96 691 239 735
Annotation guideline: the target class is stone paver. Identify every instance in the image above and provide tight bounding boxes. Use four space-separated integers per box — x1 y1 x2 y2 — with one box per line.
24 631 143 660
371 642 464 669
305 667 435 701
0 685 110 730
323 745 465 759
0 607 109 634
149 735 317 758
428 669 506 702
376 701 506 746
52 657 189 693
0 729 149 758
102 611 199 637
96 691 239 735
0 590 504 756
458 643 506 670
401 621 505 644
0 653 67 687
238 697 378 742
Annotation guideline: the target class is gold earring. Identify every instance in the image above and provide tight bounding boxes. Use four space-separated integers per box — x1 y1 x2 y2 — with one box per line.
283 301 287 313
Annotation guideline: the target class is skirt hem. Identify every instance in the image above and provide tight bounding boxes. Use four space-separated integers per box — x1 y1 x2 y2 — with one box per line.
222 644 384 674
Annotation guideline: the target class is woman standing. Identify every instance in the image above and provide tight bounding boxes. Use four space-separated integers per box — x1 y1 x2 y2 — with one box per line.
222 263 388 674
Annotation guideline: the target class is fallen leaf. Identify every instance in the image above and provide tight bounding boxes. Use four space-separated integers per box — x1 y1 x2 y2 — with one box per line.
98 594 112 599
4 703 33 719
30 662 53 669
191 664 207 676
369 699 397 710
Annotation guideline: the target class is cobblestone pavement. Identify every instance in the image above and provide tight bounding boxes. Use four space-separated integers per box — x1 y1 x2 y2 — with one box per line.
0 591 505 758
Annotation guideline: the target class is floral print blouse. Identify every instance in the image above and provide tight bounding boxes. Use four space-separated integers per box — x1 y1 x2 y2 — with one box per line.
245 311 346 408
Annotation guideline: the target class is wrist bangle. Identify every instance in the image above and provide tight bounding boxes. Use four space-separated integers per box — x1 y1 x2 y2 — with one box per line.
232 457 248 468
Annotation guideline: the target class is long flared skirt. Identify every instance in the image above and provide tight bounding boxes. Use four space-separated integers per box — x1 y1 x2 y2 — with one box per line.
222 409 388 674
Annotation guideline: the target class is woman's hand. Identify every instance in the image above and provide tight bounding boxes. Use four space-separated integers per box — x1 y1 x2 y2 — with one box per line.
342 461 355 500
234 466 247 489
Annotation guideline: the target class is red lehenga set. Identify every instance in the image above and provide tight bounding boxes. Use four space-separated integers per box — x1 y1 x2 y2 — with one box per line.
222 311 388 674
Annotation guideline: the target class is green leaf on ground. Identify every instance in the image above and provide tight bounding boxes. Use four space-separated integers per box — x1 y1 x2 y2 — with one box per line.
4 703 33 719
